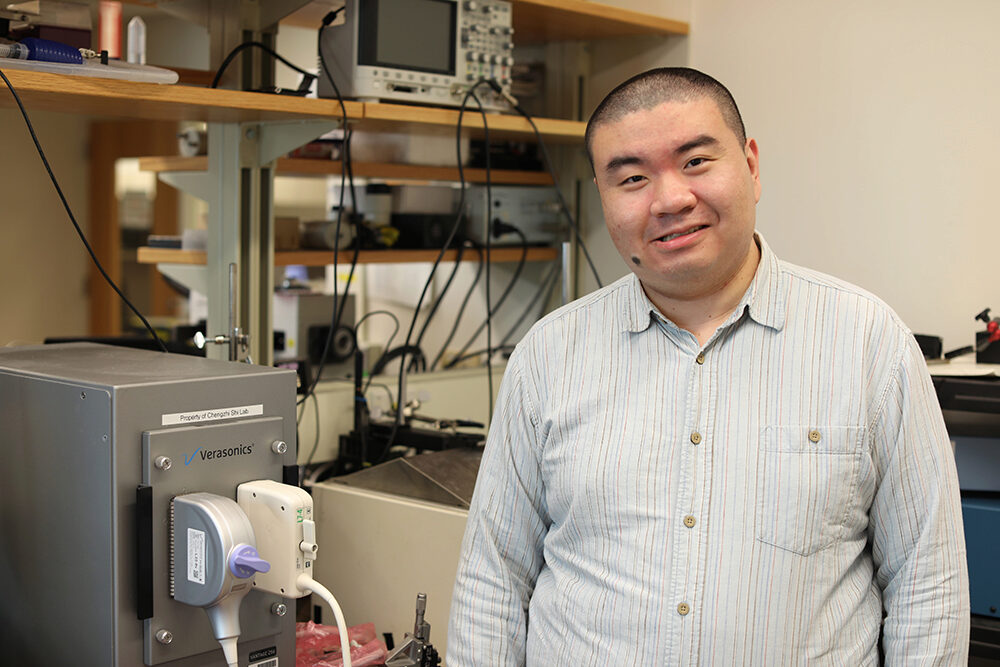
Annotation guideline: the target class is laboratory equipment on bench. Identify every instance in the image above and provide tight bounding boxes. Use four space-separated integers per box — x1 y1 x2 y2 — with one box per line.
0 343 346 666
385 594 441 667
273 290 357 386
336 350 483 474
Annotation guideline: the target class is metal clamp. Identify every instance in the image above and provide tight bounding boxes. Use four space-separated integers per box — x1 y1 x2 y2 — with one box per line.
193 263 253 363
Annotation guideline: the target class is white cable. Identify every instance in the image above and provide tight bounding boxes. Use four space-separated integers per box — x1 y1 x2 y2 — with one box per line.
219 636 239 667
298 575 352 667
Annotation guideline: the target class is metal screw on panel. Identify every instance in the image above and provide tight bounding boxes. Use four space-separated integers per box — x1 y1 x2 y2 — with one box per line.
155 456 172 471
80 392 86 399
271 603 287 617
271 440 288 454
155 629 173 645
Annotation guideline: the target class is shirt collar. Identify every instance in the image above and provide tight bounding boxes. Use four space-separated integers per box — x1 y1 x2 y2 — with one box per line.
622 231 787 334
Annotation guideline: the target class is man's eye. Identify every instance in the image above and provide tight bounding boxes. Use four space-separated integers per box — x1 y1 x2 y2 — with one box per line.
620 175 645 185
686 157 708 169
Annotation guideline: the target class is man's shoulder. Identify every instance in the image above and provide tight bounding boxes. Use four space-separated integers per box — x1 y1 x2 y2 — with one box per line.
777 258 911 335
518 273 635 345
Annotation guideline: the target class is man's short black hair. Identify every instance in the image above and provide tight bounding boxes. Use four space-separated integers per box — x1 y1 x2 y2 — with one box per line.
585 67 747 169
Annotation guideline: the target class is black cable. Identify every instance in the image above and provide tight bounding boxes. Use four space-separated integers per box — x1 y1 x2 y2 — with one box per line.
304 391 322 467
380 81 494 459
499 86 603 290
210 41 315 90
446 344 517 368
297 20 361 408
296 130 350 407
430 241 484 371
414 240 467 353
498 258 560 349
476 88 496 424
0 68 168 352
370 346 426 376
445 224 528 369
355 310 401 361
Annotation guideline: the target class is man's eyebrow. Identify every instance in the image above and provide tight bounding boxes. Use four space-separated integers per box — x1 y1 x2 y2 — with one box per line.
675 134 722 155
603 155 643 173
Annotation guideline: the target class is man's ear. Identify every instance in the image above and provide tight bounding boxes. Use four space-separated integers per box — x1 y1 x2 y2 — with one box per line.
745 138 761 203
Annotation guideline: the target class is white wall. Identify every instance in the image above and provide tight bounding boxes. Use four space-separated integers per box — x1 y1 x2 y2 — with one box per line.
689 0 999 350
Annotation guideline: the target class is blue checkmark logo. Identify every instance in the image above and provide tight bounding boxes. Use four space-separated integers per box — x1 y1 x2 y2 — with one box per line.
184 448 202 466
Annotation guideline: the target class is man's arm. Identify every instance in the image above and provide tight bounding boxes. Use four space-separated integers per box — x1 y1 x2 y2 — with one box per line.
869 333 970 663
448 352 550 666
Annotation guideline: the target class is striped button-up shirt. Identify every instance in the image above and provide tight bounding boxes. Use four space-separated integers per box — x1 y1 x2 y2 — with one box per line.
448 234 969 665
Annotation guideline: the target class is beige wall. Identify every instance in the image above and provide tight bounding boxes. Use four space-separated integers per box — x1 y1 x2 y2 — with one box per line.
688 0 999 350
0 109 91 346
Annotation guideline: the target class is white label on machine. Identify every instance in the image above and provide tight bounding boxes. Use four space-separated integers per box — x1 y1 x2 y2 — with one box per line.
248 659 278 667
248 646 278 667
188 528 205 585
162 404 263 426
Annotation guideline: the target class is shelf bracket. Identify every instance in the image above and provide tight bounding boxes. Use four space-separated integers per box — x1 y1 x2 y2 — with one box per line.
256 120 342 166
157 171 212 203
155 263 208 296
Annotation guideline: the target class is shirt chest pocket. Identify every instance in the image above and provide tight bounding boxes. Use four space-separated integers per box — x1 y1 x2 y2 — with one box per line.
756 425 865 557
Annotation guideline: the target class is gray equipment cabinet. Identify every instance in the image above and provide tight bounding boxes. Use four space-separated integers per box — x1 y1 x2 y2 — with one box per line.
0 343 298 666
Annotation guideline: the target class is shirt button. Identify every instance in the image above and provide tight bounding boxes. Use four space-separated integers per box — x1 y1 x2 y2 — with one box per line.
696 352 705 365
808 430 822 443
677 602 690 616
690 432 702 445
683 515 696 528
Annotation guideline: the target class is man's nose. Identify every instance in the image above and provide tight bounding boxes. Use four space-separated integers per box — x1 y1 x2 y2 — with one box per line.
649 174 696 216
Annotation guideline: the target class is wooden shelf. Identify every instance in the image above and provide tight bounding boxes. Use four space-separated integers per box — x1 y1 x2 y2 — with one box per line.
511 0 689 43
0 69 365 124
0 70 584 142
138 156 554 186
138 246 558 266
355 102 584 143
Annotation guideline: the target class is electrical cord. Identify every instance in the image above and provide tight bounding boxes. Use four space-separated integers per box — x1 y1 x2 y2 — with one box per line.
219 637 239 667
0 68 168 352
355 309 401 364
302 308 399 467
298 17 362 408
296 130 352 408
444 224 528 369
430 241 484 371
379 81 495 458
478 87 496 424
492 81 603 290
210 41 316 92
303 392 321 467
446 344 517 368
413 240 467 355
498 258 560 349
297 576 353 667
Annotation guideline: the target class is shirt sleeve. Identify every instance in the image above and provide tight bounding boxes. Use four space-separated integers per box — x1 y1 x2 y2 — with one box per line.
869 332 970 664
447 348 550 667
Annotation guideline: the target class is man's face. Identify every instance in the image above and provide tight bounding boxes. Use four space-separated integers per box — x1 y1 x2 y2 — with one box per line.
591 97 761 305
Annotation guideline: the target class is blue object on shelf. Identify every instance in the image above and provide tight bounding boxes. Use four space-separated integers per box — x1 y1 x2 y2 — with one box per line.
21 37 83 64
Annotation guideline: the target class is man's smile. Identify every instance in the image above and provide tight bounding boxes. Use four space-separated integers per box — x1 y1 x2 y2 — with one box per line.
655 224 708 243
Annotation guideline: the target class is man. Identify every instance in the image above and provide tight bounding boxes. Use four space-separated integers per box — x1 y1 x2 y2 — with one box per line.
448 68 968 665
